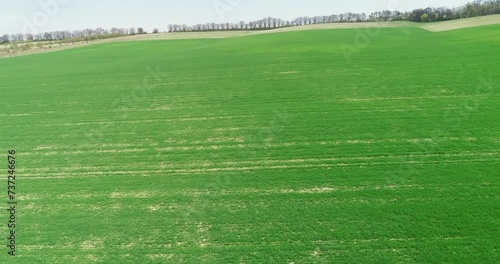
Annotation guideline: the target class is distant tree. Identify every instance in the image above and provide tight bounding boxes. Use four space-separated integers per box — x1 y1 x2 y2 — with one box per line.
35 33 43 41
96 27 105 35
420 13 429 22
137 27 144 34
43 32 52 41
153 28 159 34
62 31 72 39
25 33 34 41
129 27 136 35
0 34 9 44
434 13 440 21
10 34 24 42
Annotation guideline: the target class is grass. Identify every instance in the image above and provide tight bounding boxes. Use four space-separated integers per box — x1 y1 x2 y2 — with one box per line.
3 15 500 59
0 25 499 263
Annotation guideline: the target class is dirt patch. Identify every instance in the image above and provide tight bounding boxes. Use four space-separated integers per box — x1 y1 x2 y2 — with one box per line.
81 238 104 250
147 254 175 260
148 205 163 212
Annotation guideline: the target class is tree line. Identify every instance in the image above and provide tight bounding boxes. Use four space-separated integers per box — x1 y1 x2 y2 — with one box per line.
0 27 160 44
1 0 499 43
168 0 500 32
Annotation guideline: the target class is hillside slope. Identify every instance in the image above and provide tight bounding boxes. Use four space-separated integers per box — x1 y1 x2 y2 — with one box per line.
422 14 500 32
2 15 500 59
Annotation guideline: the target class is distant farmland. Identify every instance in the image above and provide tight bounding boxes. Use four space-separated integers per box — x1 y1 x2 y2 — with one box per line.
0 24 499 263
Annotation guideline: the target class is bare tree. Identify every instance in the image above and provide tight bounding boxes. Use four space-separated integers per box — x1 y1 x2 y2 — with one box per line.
25 33 34 41
43 32 52 41
0 34 9 44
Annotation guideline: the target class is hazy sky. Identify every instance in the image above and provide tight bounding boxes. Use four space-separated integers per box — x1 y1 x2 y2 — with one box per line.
0 0 469 34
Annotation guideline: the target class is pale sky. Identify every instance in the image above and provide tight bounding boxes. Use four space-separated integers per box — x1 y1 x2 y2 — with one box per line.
0 0 469 34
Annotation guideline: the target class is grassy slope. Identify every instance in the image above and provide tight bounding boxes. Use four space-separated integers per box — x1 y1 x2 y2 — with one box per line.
423 14 500 32
2 15 500 59
0 25 499 263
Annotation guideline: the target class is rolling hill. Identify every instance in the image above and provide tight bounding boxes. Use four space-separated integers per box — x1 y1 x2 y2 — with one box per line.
0 23 499 263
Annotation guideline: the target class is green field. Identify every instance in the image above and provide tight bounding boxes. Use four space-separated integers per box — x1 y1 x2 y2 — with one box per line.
0 25 499 263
